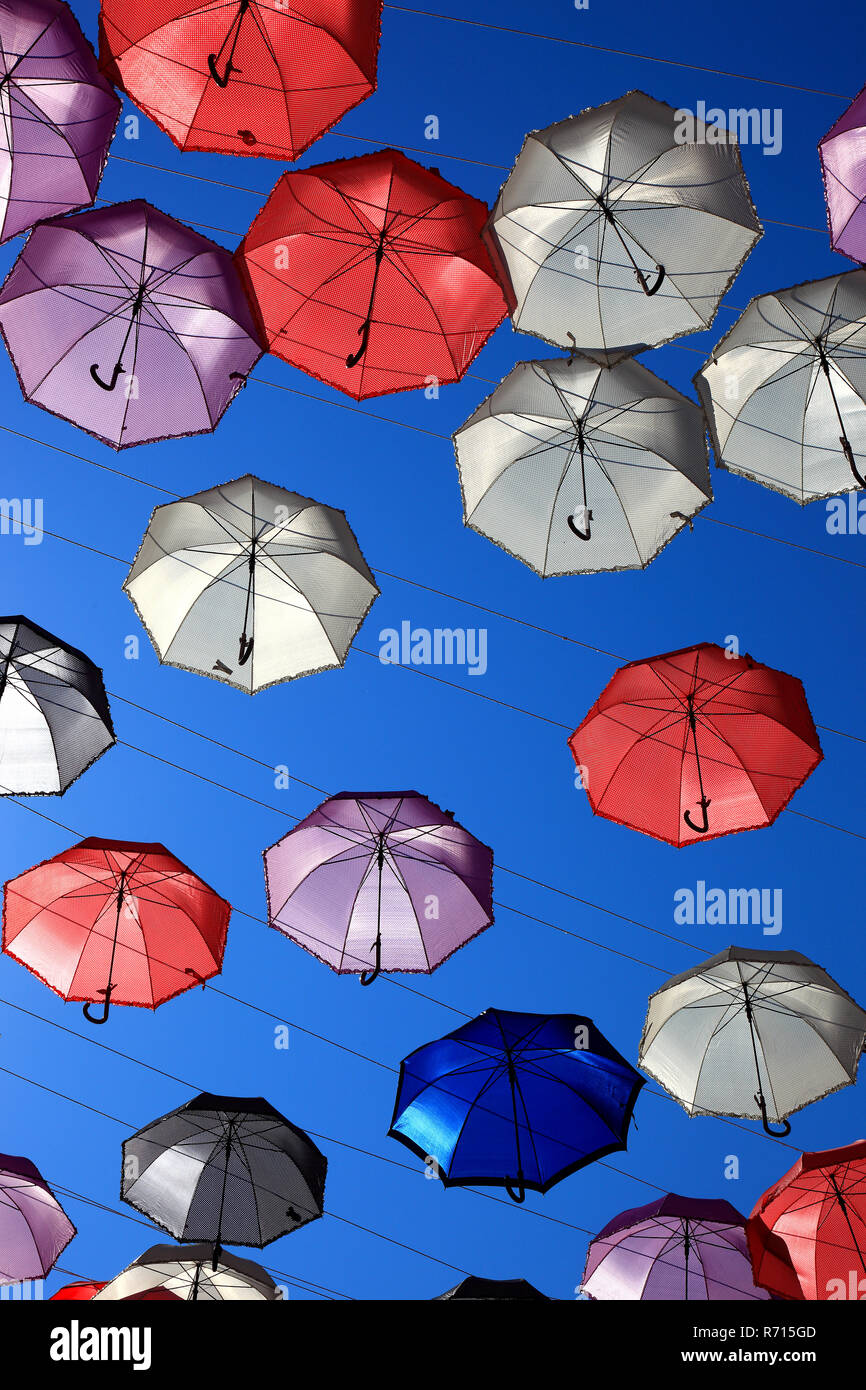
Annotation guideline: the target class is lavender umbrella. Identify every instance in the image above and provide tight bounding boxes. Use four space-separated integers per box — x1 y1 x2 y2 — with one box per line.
264 791 494 984
0 0 119 244
820 83 866 263
0 1153 76 1284
581 1194 771 1301
0 199 264 448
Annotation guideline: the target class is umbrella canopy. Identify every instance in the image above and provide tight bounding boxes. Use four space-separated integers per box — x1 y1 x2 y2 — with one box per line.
264 790 494 984
0 0 119 243
639 948 866 1138
235 148 508 399
0 1153 75 1283
748 1141 866 1301
695 270 866 502
123 474 379 694
0 615 115 795
568 642 823 846
389 1008 644 1202
2 836 230 1023
99 0 382 161
93 1243 281 1301
454 353 712 575
582 1194 770 1301
50 1281 107 1299
435 1276 551 1301
0 199 263 449
819 83 866 263
122 1094 326 1262
484 90 761 362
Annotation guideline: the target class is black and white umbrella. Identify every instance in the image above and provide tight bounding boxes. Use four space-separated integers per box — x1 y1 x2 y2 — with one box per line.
696 270 866 503
454 353 711 575
93 1243 282 1301
485 90 762 361
123 474 379 693
0 616 114 794
121 1093 327 1265
639 948 866 1137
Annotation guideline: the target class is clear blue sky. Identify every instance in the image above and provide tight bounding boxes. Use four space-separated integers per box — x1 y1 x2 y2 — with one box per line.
1 0 865 1301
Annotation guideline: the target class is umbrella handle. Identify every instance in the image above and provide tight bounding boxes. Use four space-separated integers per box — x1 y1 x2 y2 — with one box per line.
683 797 711 835
360 932 383 987
841 435 866 489
755 1091 791 1138
83 987 113 1025
635 264 665 296
346 317 372 368
207 53 233 87
567 509 593 541
504 1176 526 1204
210 1242 222 1273
238 635 254 666
90 361 124 392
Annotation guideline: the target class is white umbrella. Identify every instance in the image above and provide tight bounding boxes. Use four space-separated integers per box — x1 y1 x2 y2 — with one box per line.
485 90 762 361
454 353 712 575
93 1244 282 1301
639 947 866 1136
696 270 866 503
124 474 379 693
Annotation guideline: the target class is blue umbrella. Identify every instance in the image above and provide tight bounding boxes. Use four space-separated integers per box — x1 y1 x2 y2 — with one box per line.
388 1008 644 1202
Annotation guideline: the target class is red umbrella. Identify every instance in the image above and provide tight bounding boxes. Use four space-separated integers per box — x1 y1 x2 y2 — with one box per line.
747 1141 866 1301
50 1281 107 1300
235 148 509 399
2 837 230 1023
568 643 822 847
98 0 382 160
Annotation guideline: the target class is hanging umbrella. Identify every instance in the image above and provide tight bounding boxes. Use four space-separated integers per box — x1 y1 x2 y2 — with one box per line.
50 1280 107 1299
453 353 711 574
389 1008 644 1202
0 199 264 449
0 615 115 794
748 1141 866 1301
0 1153 75 1283
122 1094 326 1268
264 791 494 985
819 83 866 263
582 1194 770 1300
99 0 382 161
2 836 231 1024
639 948 866 1138
435 1276 551 1301
0 0 119 244
568 642 823 846
235 148 508 399
123 474 379 694
695 270 866 502
93 1244 282 1301
484 90 762 363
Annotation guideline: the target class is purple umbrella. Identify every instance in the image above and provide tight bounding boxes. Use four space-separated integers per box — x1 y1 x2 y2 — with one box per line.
820 83 866 263
581 1194 771 1300
0 1153 76 1284
0 0 119 243
0 199 264 448
264 791 494 984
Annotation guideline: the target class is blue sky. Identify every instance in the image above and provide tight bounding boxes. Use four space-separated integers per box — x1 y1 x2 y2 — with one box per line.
1 0 865 1301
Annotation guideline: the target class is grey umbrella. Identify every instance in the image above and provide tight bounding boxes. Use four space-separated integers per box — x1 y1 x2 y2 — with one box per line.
93 1243 282 1301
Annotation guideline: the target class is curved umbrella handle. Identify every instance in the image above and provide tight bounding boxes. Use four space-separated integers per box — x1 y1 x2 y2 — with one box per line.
238 635 254 667
90 361 124 392
755 1091 792 1138
635 264 666 297
567 509 593 542
207 53 233 87
83 988 112 1025
360 933 383 987
346 317 372 369
841 435 866 489
504 1176 526 1204
683 797 711 835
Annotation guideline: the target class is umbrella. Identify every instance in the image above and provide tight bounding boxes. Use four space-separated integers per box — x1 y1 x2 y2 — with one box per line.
99 0 382 161
695 270 866 502
235 148 508 399
93 1244 282 1301
0 1153 75 1283
582 1194 771 1301
0 199 264 449
389 1007 644 1202
484 90 762 362
639 947 866 1138
2 836 231 1023
0 0 119 243
747 1141 866 1301
50 1281 107 1299
0 615 115 794
122 1094 326 1267
264 790 494 985
123 474 379 694
453 352 712 574
568 642 823 846
819 83 866 263
435 1276 551 1301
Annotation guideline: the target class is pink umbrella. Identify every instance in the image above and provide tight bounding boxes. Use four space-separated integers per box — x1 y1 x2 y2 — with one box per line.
820 83 866 263
0 1153 75 1284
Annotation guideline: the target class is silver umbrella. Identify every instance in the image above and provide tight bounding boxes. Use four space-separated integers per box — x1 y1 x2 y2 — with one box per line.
454 353 712 575
484 90 762 361
124 474 379 693
639 947 866 1136
93 1244 282 1301
696 270 866 503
